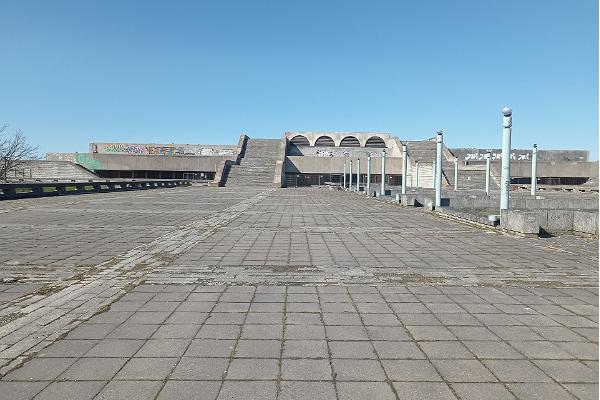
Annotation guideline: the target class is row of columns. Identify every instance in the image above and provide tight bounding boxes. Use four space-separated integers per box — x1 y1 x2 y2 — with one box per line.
340 107 538 213
342 151 388 195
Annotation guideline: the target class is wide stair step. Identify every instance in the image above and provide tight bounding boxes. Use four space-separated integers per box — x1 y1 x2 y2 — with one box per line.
223 138 281 187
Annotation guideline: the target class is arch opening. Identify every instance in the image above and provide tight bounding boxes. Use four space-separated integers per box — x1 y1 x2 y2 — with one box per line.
290 135 310 146
314 136 335 147
365 136 386 148
339 136 360 147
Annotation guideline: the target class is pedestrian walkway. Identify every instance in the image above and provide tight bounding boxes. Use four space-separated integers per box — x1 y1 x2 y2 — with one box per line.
0 186 597 399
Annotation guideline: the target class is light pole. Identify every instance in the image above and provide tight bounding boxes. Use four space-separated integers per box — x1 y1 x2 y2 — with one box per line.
500 106 512 211
435 130 443 207
415 161 419 188
349 160 353 191
380 149 386 196
531 144 537 196
366 154 371 195
454 156 459 191
343 160 347 188
401 144 408 195
485 150 491 195
356 159 360 191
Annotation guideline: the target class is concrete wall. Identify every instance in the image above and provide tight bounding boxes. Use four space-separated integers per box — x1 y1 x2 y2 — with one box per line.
287 146 387 157
509 161 598 178
500 209 599 236
285 156 404 175
452 148 589 162
90 142 236 156
284 131 394 148
67 153 234 172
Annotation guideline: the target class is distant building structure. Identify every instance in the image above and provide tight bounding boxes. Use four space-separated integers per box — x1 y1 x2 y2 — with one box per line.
38 132 597 189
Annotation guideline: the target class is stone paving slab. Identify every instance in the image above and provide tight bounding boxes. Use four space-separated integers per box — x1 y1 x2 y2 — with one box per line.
0 186 597 399
0 284 596 399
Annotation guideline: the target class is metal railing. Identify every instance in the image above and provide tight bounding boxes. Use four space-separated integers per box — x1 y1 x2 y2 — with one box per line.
0 179 191 200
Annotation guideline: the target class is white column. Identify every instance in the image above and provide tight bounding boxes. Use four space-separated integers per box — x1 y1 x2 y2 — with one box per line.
500 107 512 210
454 156 459 191
356 159 360 191
485 151 491 195
349 160 353 190
366 154 371 195
531 144 538 196
380 150 386 196
435 131 443 207
343 160 347 188
401 144 408 195
415 161 419 188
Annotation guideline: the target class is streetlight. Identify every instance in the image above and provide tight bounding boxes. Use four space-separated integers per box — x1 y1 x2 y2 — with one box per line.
435 130 443 207
356 159 360 192
485 150 491 195
500 106 512 211
366 154 371 195
415 161 419 188
349 160 353 190
343 160 347 188
531 144 537 196
454 156 459 191
380 149 386 196
401 144 408 195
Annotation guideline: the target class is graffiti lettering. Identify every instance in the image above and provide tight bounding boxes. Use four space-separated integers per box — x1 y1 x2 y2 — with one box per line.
465 152 530 161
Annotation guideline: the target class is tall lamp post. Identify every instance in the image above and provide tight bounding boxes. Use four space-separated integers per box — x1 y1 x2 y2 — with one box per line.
500 106 512 211
531 144 538 196
401 144 408 195
454 156 459 191
435 130 443 208
349 160 353 190
415 161 419 188
366 154 371 195
356 159 360 192
343 160 347 189
380 149 386 196
485 150 491 195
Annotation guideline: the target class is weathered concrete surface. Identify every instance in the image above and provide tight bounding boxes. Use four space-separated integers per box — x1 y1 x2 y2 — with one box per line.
0 186 597 399
574 211 600 236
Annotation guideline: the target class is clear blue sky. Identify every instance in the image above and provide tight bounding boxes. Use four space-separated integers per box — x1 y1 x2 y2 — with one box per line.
2 0 598 159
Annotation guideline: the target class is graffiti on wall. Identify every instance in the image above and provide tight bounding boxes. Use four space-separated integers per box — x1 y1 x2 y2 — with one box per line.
316 149 333 157
465 152 531 161
76 154 102 170
100 144 234 156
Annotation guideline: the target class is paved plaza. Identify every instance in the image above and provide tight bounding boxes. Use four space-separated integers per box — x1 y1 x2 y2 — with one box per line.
0 186 598 399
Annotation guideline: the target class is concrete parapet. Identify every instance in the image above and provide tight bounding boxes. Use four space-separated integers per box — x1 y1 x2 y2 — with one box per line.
546 210 574 232
500 210 541 235
500 208 599 237
573 211 599 236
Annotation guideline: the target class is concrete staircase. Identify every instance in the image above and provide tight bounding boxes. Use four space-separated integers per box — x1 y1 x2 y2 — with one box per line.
224 139 281 187
443 163 502 191
8 160 99 181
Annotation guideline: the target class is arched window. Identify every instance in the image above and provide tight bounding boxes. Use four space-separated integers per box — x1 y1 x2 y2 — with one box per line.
365 136 386 148
314 136 335 146
290 135 309 146
339 136 360 147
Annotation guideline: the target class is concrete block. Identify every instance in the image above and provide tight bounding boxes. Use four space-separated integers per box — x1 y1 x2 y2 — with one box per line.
401 194 418 206
573 211 599 236
501 210 540 235
546 210 574 232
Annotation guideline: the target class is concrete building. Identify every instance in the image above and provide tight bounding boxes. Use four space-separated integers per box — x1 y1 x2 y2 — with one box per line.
39 132 597 190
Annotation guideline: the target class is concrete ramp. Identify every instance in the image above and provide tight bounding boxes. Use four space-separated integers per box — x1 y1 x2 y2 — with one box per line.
8 160 99 181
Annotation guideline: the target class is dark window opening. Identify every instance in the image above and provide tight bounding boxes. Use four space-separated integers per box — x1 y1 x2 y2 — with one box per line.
339 136 360 147
314 136 335 146
365 136 386 148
